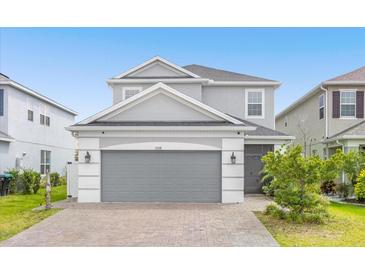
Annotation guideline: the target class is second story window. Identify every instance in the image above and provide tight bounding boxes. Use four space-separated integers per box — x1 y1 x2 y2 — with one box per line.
340 91 356 118
284 116 288 127
28 110 34 121
40 114 45 125
319 94 325 120
122 87 142 100
46 116 50 126
246 89 264 118
40 114 50 126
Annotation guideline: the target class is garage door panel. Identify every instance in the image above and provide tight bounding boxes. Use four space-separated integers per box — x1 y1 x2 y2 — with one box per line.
101 151 221 202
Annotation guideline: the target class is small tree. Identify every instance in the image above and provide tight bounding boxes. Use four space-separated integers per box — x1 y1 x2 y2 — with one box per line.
262 145 329 223
340 150 365 185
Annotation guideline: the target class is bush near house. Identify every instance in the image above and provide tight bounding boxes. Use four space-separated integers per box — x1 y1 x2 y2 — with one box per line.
6 169 41 194
262 145 331 223
50 172 60 186
355 170 365 201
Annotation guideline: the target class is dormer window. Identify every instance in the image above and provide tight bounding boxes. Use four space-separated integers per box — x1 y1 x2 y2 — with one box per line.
122 87 143 100
245 89 264 118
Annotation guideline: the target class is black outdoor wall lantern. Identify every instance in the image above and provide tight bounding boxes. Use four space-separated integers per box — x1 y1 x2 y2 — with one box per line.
230 152 236 164
85 151 91 163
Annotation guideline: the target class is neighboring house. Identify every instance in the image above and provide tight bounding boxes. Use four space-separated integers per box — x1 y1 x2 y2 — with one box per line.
276 66 365 158
0 73 77 174
67 56 293 203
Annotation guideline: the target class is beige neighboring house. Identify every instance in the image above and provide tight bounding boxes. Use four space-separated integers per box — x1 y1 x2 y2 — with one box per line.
276 66 365 158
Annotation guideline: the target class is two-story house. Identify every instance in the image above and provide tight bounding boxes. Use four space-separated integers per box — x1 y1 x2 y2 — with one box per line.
0 73 77 174
276 66 365 158
67 56 293 203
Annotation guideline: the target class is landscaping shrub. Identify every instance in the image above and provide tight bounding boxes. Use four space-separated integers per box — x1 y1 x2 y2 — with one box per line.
355 170 365 201
5 168 20 194
320 181 337 195
50 172 60 186
17 169 41 194
32 171 41 194
59 175 67 185
336 183 354 199
262 145 331 223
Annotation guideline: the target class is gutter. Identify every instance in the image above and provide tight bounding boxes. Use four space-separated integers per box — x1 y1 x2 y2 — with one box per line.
66 125 256 132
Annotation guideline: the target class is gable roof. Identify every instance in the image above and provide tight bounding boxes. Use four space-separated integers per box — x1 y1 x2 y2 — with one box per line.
277 66 365 119
326 120 365 141
112 56 201 79
183 64 276 82
0 74 78 116
326 66 365 82
77 82 244 125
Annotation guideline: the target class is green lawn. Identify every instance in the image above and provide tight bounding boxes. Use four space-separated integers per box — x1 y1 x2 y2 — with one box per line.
0 185 66 242
256 202 365 247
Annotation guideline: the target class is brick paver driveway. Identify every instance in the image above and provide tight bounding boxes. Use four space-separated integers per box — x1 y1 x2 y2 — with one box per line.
1 195 277 247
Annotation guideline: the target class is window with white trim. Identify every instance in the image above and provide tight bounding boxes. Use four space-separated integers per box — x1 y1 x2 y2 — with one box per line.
319 94 325 120
246 89 264 118
340 90 356 118
40 150 51 174
284 116 288 127
122 87 142 100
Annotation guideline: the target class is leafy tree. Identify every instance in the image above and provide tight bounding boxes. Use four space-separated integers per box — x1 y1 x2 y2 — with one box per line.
262 145 330 223
340 150 365 185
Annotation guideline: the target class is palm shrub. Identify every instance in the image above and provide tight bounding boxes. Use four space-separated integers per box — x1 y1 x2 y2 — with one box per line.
355 170 365 201
262 145 330 223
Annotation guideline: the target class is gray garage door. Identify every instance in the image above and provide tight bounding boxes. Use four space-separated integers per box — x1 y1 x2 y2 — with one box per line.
101 151 221 202
244 145 274 194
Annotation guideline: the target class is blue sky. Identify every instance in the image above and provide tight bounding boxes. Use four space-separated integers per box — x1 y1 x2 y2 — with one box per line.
1 28 365 121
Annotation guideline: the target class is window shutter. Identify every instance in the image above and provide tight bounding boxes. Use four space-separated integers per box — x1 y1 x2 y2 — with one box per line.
332 91 340 118
356 91 364 118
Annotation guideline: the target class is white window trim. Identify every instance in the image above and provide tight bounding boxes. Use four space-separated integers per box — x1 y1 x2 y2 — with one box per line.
245 88 265 119
122 87 143 100
319 94 325 120
340 89 357 119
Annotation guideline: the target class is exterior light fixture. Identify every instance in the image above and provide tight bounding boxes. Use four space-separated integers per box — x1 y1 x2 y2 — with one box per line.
230 152 236 164
85 151 91 163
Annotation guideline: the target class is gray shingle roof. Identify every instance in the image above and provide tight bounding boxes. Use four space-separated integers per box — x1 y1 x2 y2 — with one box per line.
183 64 276 82
328 120 365 140
327 66 365 82
228 116 289 136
